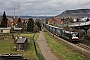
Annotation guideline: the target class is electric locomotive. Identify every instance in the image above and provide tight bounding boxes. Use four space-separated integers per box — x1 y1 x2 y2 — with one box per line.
62 30 79 42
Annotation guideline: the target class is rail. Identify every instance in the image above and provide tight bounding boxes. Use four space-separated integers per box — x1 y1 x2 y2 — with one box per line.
45 27 90 60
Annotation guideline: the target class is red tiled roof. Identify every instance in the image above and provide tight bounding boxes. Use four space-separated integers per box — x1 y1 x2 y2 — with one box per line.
13 18 18 24
48 19 53 23
48 18 62 24
55 19 62 23
7 20 13 27
13 18 22 24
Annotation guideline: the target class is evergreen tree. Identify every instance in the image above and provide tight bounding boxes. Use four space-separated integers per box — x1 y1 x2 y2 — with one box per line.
27 18 34 32
1 11 8 27
17 17 22 28
17 17 22 23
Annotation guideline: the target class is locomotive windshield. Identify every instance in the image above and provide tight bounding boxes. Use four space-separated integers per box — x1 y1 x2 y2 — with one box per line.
72 34 76 37
72 33 78 37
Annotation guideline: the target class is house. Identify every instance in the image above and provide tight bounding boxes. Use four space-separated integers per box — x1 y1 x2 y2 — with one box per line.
0 27 11 33
7 20 13 27
55 18 62 26
14 28 22 31
16 37 28 51
48 18 53 25
13 18 18 24
13 18 22 28
13 18 22 24
48 18 62 26
13 28 22 33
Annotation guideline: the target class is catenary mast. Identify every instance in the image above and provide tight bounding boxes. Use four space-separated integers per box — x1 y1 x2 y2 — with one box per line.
18 3 20 18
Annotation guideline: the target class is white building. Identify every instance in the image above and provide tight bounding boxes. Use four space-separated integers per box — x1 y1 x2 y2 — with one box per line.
0 27 11 33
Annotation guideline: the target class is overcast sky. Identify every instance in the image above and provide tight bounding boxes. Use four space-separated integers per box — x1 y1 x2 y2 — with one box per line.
0 0 90 16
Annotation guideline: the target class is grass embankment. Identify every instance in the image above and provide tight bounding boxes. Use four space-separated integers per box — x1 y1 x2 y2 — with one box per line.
44 32 87 60
0 32 39 60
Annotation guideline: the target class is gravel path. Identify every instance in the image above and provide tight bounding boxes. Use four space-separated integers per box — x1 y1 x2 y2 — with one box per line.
36 31 58 60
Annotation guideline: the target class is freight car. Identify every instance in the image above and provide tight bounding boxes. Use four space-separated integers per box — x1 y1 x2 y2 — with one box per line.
45 24 79 42
55 28 64 36
52 26 59 35
45 24 51 31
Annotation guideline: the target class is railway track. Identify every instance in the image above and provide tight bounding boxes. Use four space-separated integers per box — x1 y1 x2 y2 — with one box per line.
75 43 90 51
45 28 90 59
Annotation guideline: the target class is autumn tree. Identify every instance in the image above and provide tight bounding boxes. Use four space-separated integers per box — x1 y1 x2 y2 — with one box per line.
33 25 39 32
35 19 42 31
22 20 27 30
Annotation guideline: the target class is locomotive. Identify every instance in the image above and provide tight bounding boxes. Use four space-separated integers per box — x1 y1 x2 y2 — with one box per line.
45 24 79 42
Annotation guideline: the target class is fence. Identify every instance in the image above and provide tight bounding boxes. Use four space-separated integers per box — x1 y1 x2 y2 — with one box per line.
31 33 44 60
0 33 13 40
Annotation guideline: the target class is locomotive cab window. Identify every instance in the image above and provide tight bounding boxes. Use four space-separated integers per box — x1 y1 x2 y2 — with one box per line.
72 34 76 37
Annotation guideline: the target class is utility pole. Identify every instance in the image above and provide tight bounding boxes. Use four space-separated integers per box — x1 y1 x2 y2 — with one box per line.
18 3 20 18
14 6 15 18
44 14 46 24
0 12 2 16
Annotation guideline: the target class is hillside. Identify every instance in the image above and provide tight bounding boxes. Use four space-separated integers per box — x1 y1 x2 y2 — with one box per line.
56 9 90 19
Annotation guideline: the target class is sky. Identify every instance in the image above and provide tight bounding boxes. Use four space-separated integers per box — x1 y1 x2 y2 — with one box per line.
0 0 90 16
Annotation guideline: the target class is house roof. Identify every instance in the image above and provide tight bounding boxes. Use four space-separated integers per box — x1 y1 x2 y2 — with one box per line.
14 28 22 30
48 18 62 24
13 18 22 24
16 38 27 44
0 27 11 30
55 19 62 23
0 54 23 57
48 19 53 23
7 20 13 26
13 18 18 24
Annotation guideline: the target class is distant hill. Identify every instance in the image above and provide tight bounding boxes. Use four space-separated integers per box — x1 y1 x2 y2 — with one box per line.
56 9 90 19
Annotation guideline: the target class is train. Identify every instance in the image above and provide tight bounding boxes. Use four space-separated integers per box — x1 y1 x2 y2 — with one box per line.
45 24 79 42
